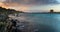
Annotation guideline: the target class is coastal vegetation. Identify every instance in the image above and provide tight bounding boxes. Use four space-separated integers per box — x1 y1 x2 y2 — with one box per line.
0 7 24 32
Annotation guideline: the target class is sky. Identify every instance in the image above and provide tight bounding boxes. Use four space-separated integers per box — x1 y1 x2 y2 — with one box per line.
0 0 60 12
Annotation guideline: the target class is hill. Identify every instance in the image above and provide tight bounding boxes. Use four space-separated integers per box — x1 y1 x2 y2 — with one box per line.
0 7 24 15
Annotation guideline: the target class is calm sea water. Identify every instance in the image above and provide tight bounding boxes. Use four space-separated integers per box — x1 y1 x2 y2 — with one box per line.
10 13 60 32
20 13 60 32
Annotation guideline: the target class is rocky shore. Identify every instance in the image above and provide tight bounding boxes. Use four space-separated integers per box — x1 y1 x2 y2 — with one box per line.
7 13 39 32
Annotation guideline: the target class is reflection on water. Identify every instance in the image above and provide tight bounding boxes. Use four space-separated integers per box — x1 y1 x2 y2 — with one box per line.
9 13 60 32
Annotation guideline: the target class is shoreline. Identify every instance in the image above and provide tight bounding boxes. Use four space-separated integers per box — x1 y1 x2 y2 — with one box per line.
19 12 60 14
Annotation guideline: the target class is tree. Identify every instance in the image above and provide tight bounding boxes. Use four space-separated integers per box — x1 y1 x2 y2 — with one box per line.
50 9 54 13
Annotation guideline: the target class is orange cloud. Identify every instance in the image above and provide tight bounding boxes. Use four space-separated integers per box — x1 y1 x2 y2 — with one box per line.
0 2 29 12
19 6 29 12
0 2 9 8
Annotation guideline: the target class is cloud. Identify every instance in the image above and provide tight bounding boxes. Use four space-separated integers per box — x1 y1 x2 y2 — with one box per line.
0 0 6 2
0 0 60 12
5 0 58 5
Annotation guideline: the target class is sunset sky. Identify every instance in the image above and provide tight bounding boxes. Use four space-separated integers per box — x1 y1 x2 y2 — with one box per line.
0 0 60 12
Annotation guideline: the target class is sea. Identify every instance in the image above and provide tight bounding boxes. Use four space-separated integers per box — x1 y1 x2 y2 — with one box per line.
9 13 60 32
